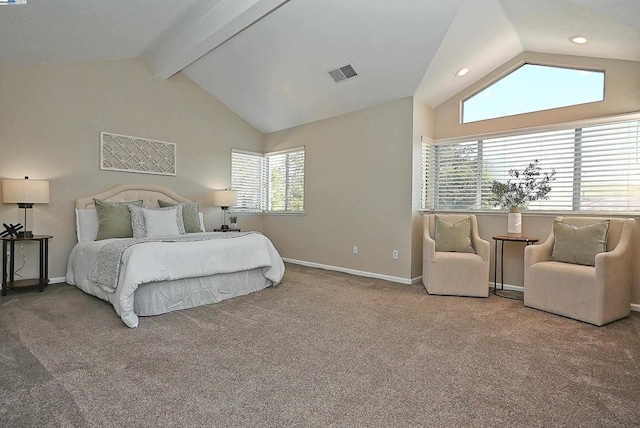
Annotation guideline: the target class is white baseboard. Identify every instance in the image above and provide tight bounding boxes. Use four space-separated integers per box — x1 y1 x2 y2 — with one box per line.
631 303 640 313
282 258 412 285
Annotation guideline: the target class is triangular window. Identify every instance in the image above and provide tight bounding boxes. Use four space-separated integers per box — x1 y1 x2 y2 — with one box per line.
462 64 604 123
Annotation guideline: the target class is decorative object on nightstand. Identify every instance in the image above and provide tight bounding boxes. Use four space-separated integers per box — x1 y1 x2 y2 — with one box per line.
2 176 50 238
229 215 238 229
213 227 241 232
1 234 52 296
490 160 555 236
213 189 237 230
1 223 23 238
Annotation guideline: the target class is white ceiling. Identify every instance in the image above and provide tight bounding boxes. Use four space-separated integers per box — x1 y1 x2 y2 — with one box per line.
1 0 639 133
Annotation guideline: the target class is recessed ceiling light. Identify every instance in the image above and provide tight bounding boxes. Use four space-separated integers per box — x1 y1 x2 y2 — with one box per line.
456 68 469 77
569 36 588 44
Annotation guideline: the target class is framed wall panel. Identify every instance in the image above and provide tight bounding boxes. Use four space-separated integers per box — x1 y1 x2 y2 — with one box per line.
100 132 177 176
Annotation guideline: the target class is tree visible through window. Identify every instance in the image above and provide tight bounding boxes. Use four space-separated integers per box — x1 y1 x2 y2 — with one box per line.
232 147 305 213
462 64 605 123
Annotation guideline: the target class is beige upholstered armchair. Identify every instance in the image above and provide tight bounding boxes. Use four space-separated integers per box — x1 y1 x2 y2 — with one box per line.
524 216 635 326
422 214 490 297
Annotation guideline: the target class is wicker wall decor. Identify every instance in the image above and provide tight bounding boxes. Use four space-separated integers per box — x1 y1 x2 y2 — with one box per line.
100 132 177 176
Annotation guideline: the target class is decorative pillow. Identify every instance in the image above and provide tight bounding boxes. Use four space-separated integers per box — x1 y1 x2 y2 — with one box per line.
129 205 186 238
75 208 99 242
158 200 202 233
94 199 144 240
128 205 147 238
198 212 205 232
434 216 475 253
550 220 609 266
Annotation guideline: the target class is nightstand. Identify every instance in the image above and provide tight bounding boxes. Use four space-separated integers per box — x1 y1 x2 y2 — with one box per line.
213 228 241 232
1 235 52 296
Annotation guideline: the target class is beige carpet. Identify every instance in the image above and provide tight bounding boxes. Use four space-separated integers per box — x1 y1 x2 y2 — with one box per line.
1 263 639 427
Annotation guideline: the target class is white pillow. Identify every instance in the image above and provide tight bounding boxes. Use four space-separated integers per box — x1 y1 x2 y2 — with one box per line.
75 208 99 242
143 206 185 237
199 212 205 232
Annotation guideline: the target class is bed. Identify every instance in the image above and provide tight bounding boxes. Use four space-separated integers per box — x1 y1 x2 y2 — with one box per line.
66 184 285 328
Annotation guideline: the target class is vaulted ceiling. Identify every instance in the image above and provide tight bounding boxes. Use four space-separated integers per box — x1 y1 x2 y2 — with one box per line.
1 0 638 133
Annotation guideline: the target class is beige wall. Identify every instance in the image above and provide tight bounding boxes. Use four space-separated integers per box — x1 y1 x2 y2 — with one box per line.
263 98 415 281
411 99 434 279
0 59 264 280
435 52 640 140
429 51 640 305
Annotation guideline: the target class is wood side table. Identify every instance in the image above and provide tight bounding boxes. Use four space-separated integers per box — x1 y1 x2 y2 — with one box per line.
1 235 52 296
492 235 538 300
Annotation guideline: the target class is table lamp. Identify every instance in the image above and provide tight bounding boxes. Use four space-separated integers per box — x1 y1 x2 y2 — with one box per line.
2 176 50 238
212 189 237 230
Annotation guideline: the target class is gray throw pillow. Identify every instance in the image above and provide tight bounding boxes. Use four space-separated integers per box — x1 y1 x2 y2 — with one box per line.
94 199 144 240
158 200 201 233
550 220 609 266
434 216 475 253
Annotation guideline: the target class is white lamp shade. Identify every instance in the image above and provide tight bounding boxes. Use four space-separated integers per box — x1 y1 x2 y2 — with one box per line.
213 190 237 207
2 178 50 204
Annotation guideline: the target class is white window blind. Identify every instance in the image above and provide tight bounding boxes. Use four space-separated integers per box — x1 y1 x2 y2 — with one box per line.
423 117 640 212
231 149 263 212
421 137 434 210
231 147 305 213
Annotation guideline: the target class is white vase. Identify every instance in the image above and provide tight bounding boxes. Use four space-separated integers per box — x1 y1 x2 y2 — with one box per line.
507 206 522 236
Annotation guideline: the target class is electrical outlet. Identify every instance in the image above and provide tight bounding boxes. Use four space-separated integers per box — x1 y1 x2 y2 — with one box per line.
352 245 358 255
392 250 399 260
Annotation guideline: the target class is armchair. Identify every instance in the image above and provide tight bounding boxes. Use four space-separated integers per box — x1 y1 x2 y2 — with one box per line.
524 216 635 326
422 214 490 297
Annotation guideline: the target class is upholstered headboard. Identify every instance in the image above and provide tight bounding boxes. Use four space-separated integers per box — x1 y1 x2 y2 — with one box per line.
75 184 191 209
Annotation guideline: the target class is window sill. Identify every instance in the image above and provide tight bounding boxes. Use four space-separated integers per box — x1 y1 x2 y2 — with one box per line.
420 209 640 219
231 210 305 216
263 211 305 216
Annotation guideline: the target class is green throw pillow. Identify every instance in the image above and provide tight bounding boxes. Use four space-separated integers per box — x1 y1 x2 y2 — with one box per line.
550 220 609 266
434 216 475 253
158 200 201 233
94 199 144 240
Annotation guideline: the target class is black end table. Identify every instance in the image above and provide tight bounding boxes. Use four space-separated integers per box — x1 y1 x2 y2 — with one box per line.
492 235 538 300
1 235 52 296
213 228 241 232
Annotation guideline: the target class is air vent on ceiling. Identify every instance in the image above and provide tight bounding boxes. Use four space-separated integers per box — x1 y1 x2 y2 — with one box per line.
328 64 358 83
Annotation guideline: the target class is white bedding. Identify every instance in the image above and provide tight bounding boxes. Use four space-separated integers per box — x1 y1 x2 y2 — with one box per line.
66 232 285 328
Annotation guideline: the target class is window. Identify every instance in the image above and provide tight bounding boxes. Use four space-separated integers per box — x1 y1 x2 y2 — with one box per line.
231 147 305 213
422 117 640 212
462 64 605 123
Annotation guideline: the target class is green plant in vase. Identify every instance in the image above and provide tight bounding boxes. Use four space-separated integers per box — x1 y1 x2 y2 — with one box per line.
490 160 555 235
